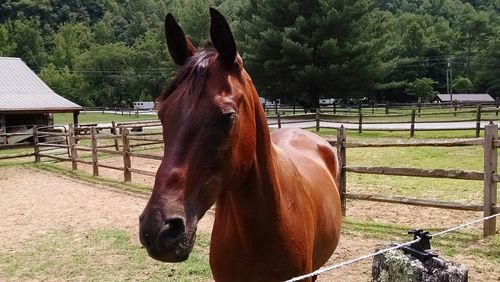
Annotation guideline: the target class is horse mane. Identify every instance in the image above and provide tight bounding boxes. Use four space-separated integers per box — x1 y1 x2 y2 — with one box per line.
158 45 218 110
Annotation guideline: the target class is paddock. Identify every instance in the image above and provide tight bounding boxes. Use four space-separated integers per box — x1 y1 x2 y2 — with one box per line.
0 166 498 281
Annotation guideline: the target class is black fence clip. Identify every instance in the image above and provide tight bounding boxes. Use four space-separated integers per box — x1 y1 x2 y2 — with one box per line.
401 229 438 261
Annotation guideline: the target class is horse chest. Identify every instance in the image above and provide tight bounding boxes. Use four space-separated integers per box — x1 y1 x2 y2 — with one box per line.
210 226 311 281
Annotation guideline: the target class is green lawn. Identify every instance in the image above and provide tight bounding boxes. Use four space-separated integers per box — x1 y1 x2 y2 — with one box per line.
54 112 159 125
0 228 211 282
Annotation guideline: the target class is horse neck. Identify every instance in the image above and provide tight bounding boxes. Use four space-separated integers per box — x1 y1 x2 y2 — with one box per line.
214 94 285 245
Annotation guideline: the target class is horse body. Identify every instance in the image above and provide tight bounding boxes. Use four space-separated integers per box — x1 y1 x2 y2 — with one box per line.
211 126 342 281
139 8 341 282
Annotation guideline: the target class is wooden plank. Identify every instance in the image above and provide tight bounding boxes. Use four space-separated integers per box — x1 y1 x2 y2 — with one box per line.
38 153 71 162
483 123 498 236
69 124 77 170
98 163 125 172
36 143 70 149
128 152 163 160
122 129 132 182
337 126 347 216
96 148 123 156
325 138 484 148
345 166 484 180
347 193 483 211
0 153 35 160
33 127 40 162
127 136 164 142
128 167 156 177
91 127 99 177
75 159 93 165
36 132 70 137
130 141 163 148
74 146 92 152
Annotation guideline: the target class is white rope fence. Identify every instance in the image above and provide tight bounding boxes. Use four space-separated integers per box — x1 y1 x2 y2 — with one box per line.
285 212 500 282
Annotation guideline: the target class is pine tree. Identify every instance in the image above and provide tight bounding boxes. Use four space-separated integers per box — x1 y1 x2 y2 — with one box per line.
234 0 386 107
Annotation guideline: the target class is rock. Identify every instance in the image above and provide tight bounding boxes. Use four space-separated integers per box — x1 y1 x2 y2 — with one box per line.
372 246 468 282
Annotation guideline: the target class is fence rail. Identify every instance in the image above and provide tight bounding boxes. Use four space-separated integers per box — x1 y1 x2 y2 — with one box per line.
336 123 498 236
1 116 497 236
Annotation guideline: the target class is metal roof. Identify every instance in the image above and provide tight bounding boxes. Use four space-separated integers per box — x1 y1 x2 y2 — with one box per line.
437 94 495 102
0 57 81 112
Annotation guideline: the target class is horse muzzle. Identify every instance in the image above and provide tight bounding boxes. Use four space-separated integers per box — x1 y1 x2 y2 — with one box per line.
139 216 197 262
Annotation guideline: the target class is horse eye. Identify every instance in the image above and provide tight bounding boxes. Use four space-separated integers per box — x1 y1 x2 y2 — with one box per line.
221 108 237 122
223 111 237 123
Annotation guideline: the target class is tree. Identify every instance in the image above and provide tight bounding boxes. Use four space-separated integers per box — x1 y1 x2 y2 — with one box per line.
0 24 16 56
39 64 89 106
405 77 438 101
75 43 138 106
50 23 93 69
9 18 47 69
452 76 472 93
233 0 386 107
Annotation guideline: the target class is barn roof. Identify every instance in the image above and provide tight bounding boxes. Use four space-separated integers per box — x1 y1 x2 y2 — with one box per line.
437 94 495 102
0 57 81 113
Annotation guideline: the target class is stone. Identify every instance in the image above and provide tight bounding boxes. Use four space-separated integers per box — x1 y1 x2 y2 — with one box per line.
372 246 468 282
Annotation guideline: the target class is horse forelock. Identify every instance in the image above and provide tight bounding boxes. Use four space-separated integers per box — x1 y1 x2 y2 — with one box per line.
159 47 218 112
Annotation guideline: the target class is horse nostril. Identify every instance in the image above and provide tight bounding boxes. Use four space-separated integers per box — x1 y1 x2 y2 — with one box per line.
158 218 185 245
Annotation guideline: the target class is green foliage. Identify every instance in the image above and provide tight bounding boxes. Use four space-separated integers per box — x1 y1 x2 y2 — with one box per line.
234 0 387 106
405 77 438 101
0 0 499 107
452 75 472 93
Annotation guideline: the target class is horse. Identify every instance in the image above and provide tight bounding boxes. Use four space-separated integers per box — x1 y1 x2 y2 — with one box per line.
139 8 342 282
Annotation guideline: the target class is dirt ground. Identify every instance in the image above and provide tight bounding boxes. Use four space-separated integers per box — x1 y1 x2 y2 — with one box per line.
1 166 499 281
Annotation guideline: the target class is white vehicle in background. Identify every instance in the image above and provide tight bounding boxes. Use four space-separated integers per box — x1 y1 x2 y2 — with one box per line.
319 98 336 106
259 97 281 108
133 101 155 110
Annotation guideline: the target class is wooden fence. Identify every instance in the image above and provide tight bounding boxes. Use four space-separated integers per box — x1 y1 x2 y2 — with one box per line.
271 104 500 137
9 119 498 236
33 120 163 181
330 123 498 236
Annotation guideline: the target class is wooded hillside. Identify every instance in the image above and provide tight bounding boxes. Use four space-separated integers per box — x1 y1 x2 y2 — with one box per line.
0 0 498 107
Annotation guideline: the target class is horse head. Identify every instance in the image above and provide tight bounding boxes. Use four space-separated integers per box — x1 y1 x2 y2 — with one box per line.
139 8 260 262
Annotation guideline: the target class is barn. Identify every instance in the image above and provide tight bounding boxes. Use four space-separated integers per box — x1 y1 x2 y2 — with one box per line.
0 57 82 145
436 93 495 104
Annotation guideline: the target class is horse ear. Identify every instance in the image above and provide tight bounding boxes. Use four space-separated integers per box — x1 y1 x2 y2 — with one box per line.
164 13 196 65
209 8 237 65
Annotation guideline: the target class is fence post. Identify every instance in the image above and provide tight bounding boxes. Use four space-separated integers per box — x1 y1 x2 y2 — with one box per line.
454 102 458 117
277 112 282 129
91 126 99 177
417 100 421 117
333 103 337 114
385 102 389 115
358 110 363 134
315 109 320 132
483 123 498 236
337 126 347 216
122 128 132 182
410 108 416 138
476 104 482 138
33 126 40 162
111 121 119 151
68 123 78 170
274 102 278 115
496 98 499 116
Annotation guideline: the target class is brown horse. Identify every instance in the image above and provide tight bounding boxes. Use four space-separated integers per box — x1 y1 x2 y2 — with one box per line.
139 8 342 282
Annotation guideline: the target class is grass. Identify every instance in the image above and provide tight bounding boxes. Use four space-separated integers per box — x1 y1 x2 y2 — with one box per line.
0 228 212 281
314 128 484 139
1 116 499 280
342 217 500 263
54 112 158 125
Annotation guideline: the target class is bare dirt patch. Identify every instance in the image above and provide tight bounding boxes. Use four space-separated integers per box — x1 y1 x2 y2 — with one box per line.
0 166 498 281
